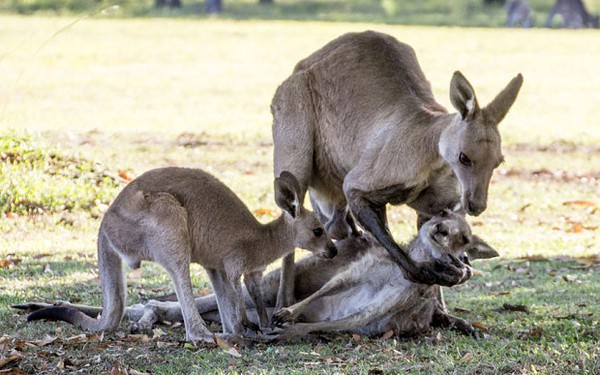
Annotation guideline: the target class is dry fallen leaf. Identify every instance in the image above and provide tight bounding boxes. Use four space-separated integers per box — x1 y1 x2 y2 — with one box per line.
215 335 232 350
225 347 242 358
0 354 23 369
471 322 489 333
380 330 394 340
459 353 474 362
562 200 596 208
567 222 583 233
128 268 144 279
253 208 279 217
118 169 134 182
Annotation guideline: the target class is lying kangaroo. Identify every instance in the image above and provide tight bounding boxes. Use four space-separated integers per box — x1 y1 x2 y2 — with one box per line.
18 212 498 339
271 31 523 305
26 167 337 343
270 210 496 339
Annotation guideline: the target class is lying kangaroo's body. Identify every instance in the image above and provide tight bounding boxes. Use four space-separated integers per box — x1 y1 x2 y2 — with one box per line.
27 167 336 343
272 31 522 303
270 211 497 339
19 212 498 339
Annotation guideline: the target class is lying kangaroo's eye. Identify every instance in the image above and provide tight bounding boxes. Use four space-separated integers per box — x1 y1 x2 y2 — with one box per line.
312 228 325 237
459 152 472 167
462 235 470 245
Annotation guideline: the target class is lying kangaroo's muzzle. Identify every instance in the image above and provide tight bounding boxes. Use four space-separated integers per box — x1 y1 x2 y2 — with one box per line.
321 241 338 259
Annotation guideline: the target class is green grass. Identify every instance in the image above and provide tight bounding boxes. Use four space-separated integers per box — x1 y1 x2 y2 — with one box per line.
0 15 598 374
1 0 600 27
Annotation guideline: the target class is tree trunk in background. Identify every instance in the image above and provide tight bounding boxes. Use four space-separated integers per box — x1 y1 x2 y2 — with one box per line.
545 0 599 28
155 0 182 8
205 0 222 13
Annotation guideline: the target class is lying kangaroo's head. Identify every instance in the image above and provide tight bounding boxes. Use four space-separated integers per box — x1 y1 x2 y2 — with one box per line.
440 71 523 216
419 210 499 268
275 171 338 259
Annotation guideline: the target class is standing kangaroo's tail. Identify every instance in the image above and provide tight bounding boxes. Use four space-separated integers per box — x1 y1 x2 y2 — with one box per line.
28 231 127 332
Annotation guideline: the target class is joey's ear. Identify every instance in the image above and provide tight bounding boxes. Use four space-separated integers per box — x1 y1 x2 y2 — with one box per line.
450 71 480 120
466 235 500 260
483 73 523 124
274 171 302 218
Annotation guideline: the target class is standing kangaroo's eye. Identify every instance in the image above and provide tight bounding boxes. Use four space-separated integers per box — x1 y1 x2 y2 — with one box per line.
459 152 472 167
312 228 325 237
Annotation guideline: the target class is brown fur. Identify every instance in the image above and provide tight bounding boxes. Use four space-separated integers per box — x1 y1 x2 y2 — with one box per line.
26 167 337 343
271 31 522 299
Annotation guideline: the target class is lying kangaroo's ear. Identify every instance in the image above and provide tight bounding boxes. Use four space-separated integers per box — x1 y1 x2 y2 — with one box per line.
466 235 500 260
274 171 301 218
483 73 524 125
450 71 480 120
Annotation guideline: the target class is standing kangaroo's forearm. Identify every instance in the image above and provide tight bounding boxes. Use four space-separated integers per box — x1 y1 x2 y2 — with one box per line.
348 192 418 275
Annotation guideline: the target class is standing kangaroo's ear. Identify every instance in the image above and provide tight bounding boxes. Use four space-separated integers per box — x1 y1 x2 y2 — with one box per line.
450 71 480 120
482 73 524 125
274 171 302 218
466 234 500 260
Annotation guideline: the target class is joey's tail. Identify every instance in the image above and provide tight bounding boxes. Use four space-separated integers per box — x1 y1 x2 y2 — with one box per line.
28 232 126 332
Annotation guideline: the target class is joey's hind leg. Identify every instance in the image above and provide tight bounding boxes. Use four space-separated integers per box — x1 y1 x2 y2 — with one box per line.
145 193 214 344
156 248 213 343
243 271 269 330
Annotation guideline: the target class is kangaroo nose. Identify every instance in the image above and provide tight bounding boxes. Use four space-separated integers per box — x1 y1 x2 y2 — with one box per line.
324 242 338 259
467 201 485 216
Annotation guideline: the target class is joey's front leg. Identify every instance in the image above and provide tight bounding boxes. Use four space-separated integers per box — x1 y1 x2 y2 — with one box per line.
346 188 469 287
276 253 296 310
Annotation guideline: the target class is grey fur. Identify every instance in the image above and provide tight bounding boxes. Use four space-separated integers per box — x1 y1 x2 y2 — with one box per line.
18 212 499 339
271 31 522 295
25 167 336 343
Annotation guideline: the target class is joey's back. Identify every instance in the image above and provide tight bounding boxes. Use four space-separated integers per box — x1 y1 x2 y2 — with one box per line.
113 168 265 266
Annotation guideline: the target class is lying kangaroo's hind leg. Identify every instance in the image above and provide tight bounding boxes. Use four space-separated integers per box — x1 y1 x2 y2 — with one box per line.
271 269 360 327
276 291 401 341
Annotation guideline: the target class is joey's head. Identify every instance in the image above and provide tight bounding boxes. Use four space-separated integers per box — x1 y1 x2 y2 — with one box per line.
274 171 337 259
419 210 500 268
440 71 523 216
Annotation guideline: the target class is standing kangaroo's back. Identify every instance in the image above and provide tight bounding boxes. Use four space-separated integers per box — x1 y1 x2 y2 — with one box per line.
293 30 447 124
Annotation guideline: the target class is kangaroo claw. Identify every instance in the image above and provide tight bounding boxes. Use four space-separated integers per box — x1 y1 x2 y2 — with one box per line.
270 307 294 327
405 258 471 287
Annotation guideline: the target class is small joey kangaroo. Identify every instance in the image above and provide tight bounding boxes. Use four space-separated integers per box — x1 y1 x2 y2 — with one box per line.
270 210 490 339
27 167 337 344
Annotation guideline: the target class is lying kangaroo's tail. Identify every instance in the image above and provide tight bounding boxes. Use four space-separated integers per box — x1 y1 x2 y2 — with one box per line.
28 231 126 332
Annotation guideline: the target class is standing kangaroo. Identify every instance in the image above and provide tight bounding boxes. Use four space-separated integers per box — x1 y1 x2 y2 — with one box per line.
26 167 337 343
272 31 523 306
18 212 498 339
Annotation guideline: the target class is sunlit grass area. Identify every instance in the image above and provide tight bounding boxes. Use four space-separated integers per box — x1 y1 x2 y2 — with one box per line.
0 16 598 373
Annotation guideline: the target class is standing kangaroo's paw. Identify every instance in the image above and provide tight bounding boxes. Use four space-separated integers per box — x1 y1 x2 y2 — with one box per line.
407 258 469 287
270 307 295 327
